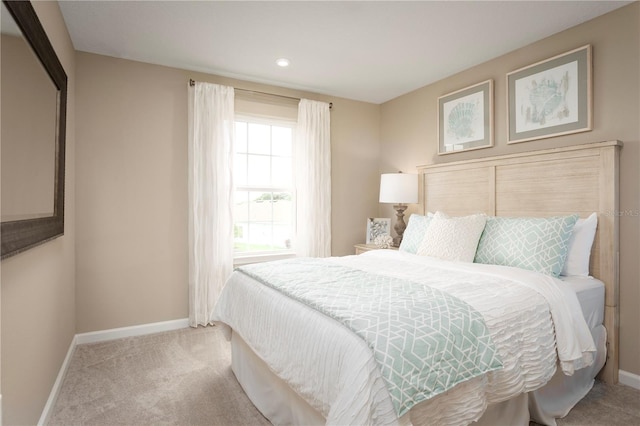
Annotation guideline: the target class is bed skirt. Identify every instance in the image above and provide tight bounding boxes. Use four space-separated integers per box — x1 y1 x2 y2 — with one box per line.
230 325 606 426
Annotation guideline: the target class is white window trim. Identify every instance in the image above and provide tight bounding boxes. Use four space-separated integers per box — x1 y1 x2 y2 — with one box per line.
233 251 296 267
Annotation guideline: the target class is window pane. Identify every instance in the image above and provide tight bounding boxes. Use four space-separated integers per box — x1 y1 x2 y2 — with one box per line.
235 121 248 153
249 191 273 223
249 191 273 250
272 126 292 156
272 192 293 249
233 191 250 252
234 190 250 221
233 118 295 255
248 123 270 155
247 154 271 186
272 156 291 187
233 190 294 252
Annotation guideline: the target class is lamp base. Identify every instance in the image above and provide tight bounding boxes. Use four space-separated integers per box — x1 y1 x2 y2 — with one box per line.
392 204 408 247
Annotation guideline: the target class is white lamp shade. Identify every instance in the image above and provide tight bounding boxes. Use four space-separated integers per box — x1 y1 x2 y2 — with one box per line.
379 173 418 204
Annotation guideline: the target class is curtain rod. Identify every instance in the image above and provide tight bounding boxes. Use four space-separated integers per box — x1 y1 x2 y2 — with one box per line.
189 79 332 109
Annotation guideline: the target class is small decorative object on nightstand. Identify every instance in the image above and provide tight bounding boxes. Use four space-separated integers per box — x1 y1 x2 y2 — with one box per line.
379 172 418 247
354 243 399 255
373 234 393 249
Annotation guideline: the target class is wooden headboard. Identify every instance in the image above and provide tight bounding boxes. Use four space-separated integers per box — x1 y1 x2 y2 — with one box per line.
416 140 621 384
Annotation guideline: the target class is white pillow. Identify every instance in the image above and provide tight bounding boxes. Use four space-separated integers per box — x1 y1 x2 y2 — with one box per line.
561 213 598 277
399 212 434 254
417 211 487 262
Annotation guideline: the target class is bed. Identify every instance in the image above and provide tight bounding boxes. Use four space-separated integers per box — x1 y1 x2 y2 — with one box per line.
213 141 621 425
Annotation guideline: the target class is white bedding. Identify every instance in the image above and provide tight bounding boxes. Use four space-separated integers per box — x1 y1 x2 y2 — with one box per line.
213 250 596 426
561 275 605 331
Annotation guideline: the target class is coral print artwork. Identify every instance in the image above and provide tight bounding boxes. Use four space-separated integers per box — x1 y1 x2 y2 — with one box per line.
437 79 493 155
515 61 579 132
444 91 485 145
507 45 591 144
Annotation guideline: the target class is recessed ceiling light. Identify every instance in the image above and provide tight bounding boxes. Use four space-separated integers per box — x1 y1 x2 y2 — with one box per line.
276 58 290 67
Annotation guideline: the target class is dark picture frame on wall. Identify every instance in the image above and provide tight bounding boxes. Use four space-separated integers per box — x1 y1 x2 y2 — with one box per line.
1 0 68 259
507 44 592 144
437 79 493 155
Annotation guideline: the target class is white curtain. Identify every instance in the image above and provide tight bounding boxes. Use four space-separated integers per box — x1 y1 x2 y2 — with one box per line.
295 99 332 257
188 82 235 327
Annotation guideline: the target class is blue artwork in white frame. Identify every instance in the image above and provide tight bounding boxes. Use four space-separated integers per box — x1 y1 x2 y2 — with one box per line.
507 45 592 144
438 80 493 155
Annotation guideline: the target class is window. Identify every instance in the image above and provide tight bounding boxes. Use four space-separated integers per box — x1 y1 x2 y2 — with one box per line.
234 117 295 258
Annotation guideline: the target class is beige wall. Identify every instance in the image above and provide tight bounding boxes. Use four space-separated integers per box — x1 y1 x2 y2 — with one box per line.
380 3 640 375
74 53 380 333
1 1 76 424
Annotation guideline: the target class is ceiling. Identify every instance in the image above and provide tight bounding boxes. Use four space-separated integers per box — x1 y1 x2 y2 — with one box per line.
58 1 631 104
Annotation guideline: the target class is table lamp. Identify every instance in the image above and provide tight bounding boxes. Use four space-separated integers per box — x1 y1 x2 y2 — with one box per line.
379 172 418 247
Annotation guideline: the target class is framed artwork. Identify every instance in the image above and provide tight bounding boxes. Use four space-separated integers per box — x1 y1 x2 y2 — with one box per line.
438 79 493 155
507 44 592 144
366 217 391 244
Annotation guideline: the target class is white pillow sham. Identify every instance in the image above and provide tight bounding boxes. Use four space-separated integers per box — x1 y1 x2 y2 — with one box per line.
561 212 598 277
417 211 487 262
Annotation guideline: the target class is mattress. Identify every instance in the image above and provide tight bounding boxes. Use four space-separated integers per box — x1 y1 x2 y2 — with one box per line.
213 250 598 426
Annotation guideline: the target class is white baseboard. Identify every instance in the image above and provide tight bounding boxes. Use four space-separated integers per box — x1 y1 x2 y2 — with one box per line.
619 369 640 390
37 335 77 426
75 318 190 345
39 318 190 424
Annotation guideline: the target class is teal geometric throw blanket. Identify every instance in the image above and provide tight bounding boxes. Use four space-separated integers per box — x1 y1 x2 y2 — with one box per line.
237 258 503 416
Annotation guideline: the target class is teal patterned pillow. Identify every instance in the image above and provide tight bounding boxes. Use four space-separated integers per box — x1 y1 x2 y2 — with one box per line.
399 214 432 254
474 215 579 277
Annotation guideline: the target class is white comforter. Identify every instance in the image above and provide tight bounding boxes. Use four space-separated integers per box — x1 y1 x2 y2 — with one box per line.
212 251 596 426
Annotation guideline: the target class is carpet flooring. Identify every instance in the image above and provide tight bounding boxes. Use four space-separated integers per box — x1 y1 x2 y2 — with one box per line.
48 326 640 425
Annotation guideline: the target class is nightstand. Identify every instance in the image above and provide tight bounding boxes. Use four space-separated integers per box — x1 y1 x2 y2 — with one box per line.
354 243 399 255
